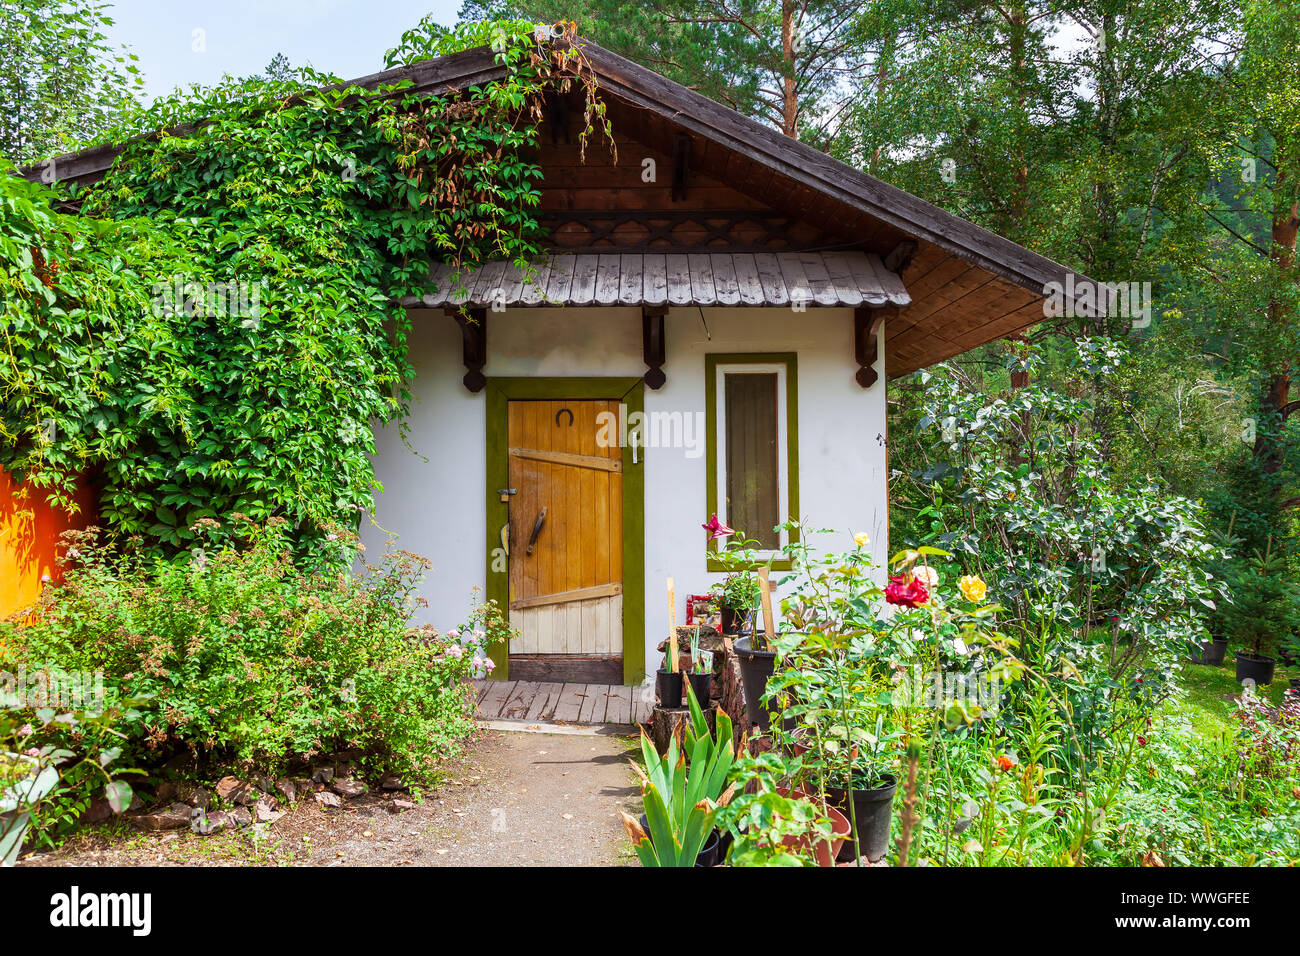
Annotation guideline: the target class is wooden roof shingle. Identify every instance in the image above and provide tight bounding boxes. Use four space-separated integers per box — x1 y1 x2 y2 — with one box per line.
410 251 909 310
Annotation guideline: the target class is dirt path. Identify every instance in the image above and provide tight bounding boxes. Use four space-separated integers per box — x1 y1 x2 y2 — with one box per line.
22 729 643 868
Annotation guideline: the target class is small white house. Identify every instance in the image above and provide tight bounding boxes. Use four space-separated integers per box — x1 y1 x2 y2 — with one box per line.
356 41 1097 684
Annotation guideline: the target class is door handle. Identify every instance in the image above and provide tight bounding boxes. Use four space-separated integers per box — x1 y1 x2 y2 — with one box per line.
525 506 548 555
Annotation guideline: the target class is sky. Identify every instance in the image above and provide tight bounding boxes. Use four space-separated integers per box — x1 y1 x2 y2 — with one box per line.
103 1 465 102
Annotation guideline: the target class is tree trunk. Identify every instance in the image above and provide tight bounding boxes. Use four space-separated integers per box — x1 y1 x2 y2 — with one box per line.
781 0 798 137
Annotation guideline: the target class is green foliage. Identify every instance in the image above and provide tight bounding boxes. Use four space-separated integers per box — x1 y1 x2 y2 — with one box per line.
0 20 612 559
0 0 144 166
0 699 143 863
897 340 1224 687
461 0 870 138
708 535 767 611
1218 543 1300 657
0 518 492 779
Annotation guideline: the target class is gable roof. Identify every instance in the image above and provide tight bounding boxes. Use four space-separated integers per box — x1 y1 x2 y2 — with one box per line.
23 37 1103 378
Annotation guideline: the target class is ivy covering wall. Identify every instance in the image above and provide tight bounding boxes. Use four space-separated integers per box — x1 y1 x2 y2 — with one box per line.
1 20 609 559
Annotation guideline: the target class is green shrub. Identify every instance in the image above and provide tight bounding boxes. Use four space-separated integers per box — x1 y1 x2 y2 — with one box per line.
0 517 491 781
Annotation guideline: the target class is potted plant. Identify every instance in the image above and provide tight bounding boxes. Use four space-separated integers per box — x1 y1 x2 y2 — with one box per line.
822 713 904 863
686 628 714 706
1195 521 1239 667
1223 541 1300 686
765 530 957 864
655 625 683 708
623 688 735 867
733 566 781 732
714 750 848 866
703 517 765 635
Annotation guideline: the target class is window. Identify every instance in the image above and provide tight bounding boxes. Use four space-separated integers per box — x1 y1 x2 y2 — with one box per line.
705 353 799 569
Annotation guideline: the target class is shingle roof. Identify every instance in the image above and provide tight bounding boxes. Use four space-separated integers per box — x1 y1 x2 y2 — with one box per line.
411 251 910 310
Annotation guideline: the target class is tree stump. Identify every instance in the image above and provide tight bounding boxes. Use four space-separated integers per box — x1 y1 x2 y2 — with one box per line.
649 702 717 754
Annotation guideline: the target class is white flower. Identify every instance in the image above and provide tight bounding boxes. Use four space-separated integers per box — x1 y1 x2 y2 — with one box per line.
914 565 939 587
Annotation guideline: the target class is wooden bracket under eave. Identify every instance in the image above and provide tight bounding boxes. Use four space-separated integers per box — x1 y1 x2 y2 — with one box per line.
884 240 919 275
642 306 668 389
854 306 885 388
448 307 488 393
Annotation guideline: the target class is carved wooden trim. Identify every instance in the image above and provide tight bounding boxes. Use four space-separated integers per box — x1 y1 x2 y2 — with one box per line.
539 209 832 252
642 306 668 389
449 307 487 393
854 306 885 388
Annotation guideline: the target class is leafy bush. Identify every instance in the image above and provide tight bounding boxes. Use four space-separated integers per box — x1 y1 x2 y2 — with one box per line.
903 339 1223 686
0 518 491 781
0 700 143 864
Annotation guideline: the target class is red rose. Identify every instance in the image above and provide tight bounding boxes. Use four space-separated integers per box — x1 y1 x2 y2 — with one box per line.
885 575 929 609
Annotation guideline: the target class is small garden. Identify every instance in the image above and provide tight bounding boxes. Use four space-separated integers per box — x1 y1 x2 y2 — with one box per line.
0 519 510 864
624 342 1300 867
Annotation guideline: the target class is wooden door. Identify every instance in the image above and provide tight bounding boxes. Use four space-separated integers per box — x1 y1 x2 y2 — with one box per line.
506 400 623 682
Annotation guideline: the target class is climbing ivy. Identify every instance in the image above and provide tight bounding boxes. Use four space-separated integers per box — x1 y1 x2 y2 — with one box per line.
0 20 611 558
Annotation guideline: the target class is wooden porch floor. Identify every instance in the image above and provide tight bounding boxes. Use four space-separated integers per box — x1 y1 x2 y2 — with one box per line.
471 679 654 727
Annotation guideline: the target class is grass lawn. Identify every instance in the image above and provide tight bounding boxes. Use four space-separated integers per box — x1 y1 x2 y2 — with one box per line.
1179 651 1298 738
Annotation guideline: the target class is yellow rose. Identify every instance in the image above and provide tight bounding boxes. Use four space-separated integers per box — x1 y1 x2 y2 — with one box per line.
959 575 987 603
853 532 870 549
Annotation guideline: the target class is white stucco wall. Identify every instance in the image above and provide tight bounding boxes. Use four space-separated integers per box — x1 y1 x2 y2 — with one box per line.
362 305 888 683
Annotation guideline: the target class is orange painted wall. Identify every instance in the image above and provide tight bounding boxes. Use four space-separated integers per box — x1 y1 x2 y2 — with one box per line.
0 468 96 619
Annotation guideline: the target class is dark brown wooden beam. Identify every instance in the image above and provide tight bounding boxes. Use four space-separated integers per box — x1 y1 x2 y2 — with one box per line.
448 307 488 393
642 305 668 389
854 306 885 388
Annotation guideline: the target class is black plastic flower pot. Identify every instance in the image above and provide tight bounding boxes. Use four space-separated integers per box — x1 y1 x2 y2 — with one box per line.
1193 637 1228 666
656 669 683 708
638 816 721 866
827 774 899 864
719 605 751 636
694 827 721 867
1290 677 1300 692
1235 652 1275 686
687 671 713 707
733 635 777 732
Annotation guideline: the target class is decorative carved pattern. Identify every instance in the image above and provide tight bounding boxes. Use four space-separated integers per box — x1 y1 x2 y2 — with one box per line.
540 209 834 252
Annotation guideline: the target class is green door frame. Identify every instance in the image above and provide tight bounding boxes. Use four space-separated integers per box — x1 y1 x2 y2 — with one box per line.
484 376 646 685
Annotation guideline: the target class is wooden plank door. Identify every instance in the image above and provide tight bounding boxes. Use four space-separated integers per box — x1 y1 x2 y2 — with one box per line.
506 400 623 683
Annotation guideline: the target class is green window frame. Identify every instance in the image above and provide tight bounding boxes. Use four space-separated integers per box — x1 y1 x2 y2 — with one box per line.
704 353 800 572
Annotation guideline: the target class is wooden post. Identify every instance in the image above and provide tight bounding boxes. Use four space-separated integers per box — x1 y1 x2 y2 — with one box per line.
666 577 677 672
757 566 776 650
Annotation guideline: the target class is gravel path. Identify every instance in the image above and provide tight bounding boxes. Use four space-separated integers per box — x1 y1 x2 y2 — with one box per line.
21 729 643 868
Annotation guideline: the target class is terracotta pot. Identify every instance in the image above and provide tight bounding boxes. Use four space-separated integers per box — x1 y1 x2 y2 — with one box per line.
775 787 851 867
